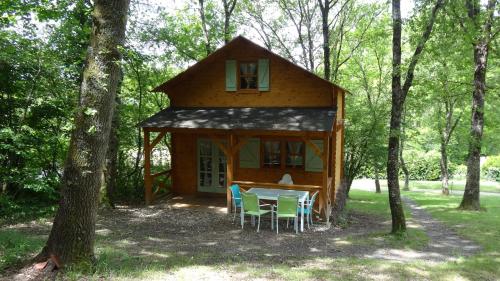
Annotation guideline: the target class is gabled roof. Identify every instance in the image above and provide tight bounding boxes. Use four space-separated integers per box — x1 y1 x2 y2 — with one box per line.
139 107 336 133
152 35 348 94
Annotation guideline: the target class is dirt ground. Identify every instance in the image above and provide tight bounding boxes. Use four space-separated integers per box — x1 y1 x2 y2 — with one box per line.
2 195 480 280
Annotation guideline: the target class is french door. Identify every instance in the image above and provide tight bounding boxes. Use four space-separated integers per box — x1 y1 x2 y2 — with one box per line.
197 138 227 193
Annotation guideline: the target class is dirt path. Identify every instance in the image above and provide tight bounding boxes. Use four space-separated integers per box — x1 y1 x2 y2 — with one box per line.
365 196 481 263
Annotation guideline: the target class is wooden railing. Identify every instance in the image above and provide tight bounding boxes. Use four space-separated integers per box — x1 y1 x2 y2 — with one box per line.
152 169 172 199
232 180 322 192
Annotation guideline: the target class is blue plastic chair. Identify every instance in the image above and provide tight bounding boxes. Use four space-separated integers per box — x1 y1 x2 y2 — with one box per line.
298 191 319 228
230 184 242 222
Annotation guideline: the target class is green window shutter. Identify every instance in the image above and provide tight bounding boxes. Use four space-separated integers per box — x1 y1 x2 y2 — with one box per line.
239 138 260 168
305 140 323 172
225 60 237 91
258 58 269 91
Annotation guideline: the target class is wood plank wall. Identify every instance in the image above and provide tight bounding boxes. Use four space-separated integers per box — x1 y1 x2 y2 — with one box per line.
168 39 334 108
171 133 325 195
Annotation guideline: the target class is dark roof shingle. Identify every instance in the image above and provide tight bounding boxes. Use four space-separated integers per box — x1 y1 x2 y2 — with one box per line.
139 107 336 132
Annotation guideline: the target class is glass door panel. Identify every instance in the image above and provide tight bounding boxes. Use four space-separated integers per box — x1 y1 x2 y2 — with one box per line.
197 138 227 193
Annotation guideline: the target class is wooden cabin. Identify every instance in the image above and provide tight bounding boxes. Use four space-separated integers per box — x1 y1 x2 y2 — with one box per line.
140 36 346 220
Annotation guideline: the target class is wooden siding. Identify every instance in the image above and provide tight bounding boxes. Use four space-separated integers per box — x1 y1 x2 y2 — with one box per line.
168 39 334 108
171 132 325 196
171 132 197 195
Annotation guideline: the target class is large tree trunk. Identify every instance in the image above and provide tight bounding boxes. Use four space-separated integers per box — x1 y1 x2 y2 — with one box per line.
388 0 442 233
460 40 488 210
37 0 129 266
331 177 348 224
460 0 495 210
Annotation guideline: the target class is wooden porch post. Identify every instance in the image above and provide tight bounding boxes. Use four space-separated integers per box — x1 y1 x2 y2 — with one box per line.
331 132 336 203
144 128 153 205
226 134 235 213
322 134 331 223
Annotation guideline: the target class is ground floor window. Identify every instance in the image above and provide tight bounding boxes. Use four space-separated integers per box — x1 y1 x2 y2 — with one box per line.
263 140 281 167
262 139 305 169
286 141 304 168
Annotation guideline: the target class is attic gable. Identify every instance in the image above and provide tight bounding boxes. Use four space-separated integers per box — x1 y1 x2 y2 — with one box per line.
153 36 344 94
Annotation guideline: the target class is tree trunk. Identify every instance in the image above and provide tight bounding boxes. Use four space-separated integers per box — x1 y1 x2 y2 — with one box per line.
198 0 213 56
459 0 495 210
388 0 442 233
400 128 409 191
345 176 354 197
375 166 381 193
37 0 129 266
132 62 144 192
222 0 237 44
318 0 330 80
331 177 348 224
460 40 488 210
440 138 450 195
105 96 121 208
387 0 406 233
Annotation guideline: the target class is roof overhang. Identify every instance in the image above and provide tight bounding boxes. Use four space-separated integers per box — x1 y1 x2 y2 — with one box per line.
139 107 337 133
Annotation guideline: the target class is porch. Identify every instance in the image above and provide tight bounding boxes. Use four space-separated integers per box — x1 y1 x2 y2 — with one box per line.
140 107 343 221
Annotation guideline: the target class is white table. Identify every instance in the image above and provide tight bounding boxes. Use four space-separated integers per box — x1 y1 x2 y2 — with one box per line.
246 187 309 232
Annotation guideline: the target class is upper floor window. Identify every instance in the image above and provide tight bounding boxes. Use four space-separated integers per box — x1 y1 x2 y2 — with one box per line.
239 62 258 90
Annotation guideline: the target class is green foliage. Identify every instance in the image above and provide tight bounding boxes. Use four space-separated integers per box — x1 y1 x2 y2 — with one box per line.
483 156 500 181
339 7 391 183
0 229 45 270
0 195 56 225
0 29 77 200
403 150 441 181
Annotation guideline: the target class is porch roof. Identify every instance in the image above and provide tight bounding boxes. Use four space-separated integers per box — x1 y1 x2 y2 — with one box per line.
139 107 336 132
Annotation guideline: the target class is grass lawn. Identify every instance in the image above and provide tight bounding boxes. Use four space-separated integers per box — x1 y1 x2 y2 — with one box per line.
1 190 499 280
353 178 500 194
408 180 500 193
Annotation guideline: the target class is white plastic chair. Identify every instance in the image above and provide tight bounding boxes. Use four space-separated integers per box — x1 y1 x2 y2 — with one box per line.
278 173 293 185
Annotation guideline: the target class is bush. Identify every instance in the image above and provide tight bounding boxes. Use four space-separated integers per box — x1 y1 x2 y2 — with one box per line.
404 150 441 181
483 156 500 182
451 164 467 179
0 195 57 225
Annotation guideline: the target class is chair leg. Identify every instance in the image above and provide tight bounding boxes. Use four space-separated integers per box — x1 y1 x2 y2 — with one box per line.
276 218 279 234
295 217 299 234
241 210 244 229
271 210 274 230
286 218 289 229
233 203 236 222
257 215 261 232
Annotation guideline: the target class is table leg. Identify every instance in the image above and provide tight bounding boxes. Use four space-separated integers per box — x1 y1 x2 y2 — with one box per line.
301 200 305 232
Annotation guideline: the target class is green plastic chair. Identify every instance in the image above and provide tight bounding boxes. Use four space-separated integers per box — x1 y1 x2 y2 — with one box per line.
276 195 299 234
241 192 274 232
